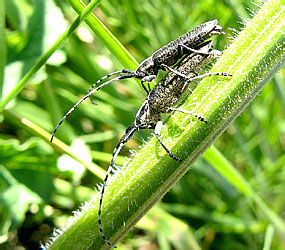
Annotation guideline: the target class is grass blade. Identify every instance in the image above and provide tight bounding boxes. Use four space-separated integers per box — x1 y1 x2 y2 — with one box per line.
0 0 6 101
67 0 138 69
0 0 101 111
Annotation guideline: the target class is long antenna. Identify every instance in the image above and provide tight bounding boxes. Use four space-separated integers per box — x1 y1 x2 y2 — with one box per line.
98 125 137 248
50 74 134 142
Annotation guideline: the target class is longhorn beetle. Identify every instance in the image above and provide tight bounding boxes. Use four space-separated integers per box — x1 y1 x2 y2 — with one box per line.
84 19 223 100
51 19 224 141
97 41 231 248
50 21 232 248
73 20 222 108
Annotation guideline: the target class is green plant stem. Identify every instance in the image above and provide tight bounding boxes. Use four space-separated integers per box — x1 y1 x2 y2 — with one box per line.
0 0 101 112
45 1 284 249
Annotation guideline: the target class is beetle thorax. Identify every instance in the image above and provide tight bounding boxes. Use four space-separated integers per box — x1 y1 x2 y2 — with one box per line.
135 57 158 78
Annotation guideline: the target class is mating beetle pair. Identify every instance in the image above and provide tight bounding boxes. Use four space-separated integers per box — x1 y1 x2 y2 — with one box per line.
50 19 231 248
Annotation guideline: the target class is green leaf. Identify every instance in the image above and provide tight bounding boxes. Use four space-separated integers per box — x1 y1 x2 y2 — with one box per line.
0 139 56 200
0 165 42 235
3 110 106 179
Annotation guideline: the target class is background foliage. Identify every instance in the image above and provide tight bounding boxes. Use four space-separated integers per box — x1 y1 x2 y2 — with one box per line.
0 0 284 249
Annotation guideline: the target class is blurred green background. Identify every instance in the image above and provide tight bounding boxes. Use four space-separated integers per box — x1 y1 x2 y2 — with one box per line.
0 0 284 249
